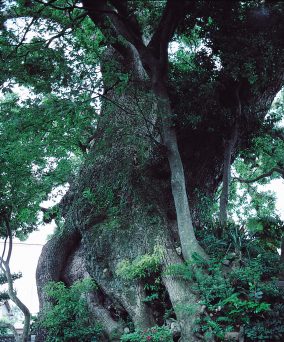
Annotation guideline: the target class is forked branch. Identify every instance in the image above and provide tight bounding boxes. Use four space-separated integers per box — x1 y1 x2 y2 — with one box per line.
0 213 31 342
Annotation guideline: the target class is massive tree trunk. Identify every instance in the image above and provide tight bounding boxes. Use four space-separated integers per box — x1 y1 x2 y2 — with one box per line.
36 45 204 340
35 1 284 341
36 60 282 342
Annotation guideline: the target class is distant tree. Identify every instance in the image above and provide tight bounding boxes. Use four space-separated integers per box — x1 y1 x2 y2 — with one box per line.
0 268 22 341
0 209 31 342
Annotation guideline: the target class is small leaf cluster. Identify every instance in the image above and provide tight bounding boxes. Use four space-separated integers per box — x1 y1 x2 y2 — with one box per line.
121 326 172 342
116 246 163 280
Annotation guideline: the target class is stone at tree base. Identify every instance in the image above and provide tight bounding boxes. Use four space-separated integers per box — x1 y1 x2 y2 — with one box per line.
225 331 239 341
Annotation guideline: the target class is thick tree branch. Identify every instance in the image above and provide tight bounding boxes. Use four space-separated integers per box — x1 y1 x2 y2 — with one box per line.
147 0 191 63
82 0 191 77
81 0 141 61
154 86 208 261
234 167 284 184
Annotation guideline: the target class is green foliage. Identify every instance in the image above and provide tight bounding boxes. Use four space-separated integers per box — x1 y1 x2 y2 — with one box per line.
142 292 159 303
116 246 163 280
221 292 270 317
0 0 102 239
121 326 172 342
38 279 101 342
83 186 115 214
0 90 91 237
245 303 284 341
0 272 22 302
168 246 282 340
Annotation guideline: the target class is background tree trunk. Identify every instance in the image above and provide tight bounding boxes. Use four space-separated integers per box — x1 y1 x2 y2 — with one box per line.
219 124 238 228
154 86 207 260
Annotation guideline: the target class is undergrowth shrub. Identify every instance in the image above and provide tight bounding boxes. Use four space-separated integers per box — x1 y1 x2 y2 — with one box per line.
169 221 284 341
116 246 163 280
121 326 172 342
38 279 101 342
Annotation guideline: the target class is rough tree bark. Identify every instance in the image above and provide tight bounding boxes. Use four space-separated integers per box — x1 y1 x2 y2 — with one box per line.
81 0 205 262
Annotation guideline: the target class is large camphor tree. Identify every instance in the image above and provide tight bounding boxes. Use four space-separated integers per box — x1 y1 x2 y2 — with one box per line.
1 0 284 341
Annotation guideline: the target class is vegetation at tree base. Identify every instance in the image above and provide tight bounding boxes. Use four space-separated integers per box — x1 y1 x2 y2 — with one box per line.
1 0 284 341
36 279 101 341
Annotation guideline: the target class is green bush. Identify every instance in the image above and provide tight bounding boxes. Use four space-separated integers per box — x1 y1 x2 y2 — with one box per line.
244 301 284 341
168 254 281 341
116 246 163 280
38 279 101 342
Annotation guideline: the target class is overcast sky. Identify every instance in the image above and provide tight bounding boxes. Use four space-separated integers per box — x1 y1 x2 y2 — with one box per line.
7 221 55 315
